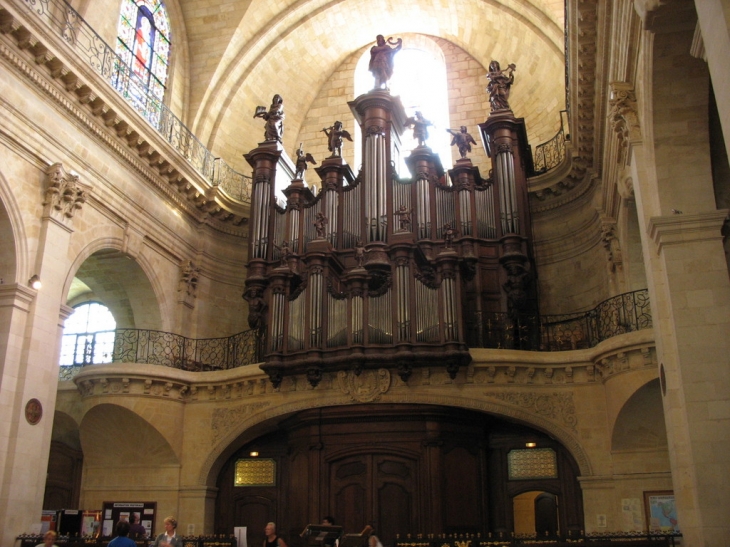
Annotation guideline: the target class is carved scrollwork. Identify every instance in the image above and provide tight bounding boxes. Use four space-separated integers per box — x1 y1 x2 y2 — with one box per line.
366 125 384 136
485 391 578 431
44 163 88 220
337 368 390 402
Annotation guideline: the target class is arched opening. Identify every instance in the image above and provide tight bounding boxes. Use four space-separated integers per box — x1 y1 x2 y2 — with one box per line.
213 405 583 544
66 248 163 331
60 302 117 366
0 196 16 285
43 411 83 510
353 37 452 173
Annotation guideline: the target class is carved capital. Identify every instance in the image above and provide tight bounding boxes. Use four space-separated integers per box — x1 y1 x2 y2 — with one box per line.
608 83 642 165
44 162 89 221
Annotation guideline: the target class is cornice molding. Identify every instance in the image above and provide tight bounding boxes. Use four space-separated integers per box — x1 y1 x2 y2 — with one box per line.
648 210 729 254
0 5 248 236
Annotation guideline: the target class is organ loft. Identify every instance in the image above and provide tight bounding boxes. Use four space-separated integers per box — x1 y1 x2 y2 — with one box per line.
243 37 537 388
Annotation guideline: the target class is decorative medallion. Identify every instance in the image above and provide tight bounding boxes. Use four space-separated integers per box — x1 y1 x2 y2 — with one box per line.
337 368 390 402
25 398 42 425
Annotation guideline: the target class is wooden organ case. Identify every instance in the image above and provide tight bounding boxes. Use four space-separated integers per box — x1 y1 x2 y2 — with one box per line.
243 90 537 387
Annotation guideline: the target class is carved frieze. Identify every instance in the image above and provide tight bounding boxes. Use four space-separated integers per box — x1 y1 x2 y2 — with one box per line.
211 402 271 443
485 391 578 431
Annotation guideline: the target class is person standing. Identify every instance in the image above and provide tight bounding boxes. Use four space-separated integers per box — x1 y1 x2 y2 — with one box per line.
35 531 59 547
264 522 288 547
109 521 136 547
151 516 181 547
128 513 146 540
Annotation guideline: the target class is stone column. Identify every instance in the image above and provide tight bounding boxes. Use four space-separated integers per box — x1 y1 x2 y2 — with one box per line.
0 162 88 545
694 0 730 160
624 11 730 539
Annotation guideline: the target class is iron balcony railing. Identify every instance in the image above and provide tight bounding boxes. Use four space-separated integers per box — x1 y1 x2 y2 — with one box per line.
531 110 570 175
466 289 651 351
59 290 651 379
16 0 252 203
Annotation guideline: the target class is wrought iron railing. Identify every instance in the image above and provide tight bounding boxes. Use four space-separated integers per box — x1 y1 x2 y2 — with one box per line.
17 535 237 547
393 531 680 546
14 0 252 203
531 110 570 175
467 289 652 351
59 290 651 379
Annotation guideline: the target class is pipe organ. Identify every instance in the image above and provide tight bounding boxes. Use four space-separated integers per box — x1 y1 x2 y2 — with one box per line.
244 89 537 387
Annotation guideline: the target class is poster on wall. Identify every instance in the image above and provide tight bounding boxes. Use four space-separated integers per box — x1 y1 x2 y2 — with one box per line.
81 510 102 537
101 501 156 537
644 491 680 533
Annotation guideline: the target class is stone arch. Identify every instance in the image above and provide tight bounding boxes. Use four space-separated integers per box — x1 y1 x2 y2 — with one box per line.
79 403 179 467
64 238 167 331
194 0 565 160
51 410 82 451
0 168 29 285
611 378 667 452
199 390 592 489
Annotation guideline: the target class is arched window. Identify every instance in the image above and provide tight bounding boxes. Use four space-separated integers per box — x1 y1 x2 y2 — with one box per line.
114 0 171 110
60 302 117 366
354 41 452 173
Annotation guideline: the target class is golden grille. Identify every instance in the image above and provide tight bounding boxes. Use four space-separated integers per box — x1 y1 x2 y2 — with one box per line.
507 448 557 480
234 458 276 486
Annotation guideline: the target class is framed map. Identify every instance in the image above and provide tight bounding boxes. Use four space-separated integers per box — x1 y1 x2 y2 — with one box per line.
644 490 679 533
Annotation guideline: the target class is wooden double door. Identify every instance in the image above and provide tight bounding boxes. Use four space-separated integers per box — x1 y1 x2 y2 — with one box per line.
329 453 416 543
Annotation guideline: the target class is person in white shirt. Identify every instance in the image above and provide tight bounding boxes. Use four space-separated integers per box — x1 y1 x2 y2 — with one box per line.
151 516 181 547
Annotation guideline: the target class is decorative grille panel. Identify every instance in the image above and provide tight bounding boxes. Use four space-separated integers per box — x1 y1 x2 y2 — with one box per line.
508 448 558 480
234 458 276 486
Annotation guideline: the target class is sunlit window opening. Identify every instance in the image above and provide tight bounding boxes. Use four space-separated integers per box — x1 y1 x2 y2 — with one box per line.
354 44 452 174
113 0 171 119
60 302 117 366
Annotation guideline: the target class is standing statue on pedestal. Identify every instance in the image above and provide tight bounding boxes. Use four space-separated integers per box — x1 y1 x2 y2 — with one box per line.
395 205 413 231
446 126 478 159
254 94 285 141
369 34 402 90
486 61 516 112
314 212 329 239
406 111 432 147
294 144 317 179
322 121 353 158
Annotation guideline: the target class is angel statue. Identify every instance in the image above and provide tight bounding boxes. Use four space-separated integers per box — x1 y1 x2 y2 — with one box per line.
406 111 432 147
322 121 353 158
294 144 317 179
369 34 402 90
446 126 478 159
253 94 284 141
486 60 516 112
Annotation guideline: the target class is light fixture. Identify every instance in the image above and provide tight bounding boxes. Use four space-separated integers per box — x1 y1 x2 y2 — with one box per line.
249 451 259 457
29 275 42 290
525 442 537 448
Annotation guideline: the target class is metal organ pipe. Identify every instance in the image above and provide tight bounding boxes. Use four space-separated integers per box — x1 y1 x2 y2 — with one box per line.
365 133 387 242
459 190 472 236
496 148 519 234
416 177 430 239
309 271 323 347
442 278 458 340
252 182 270 258
475 187 496 239
396 264 411 341
289 292 304 351
352 295 363 344
325 189 337 245
270 292 285 351
416 280 439 342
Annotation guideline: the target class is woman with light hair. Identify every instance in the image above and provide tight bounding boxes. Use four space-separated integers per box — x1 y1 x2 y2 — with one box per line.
36 530 59 547
151 516 181 547
264 522 288 547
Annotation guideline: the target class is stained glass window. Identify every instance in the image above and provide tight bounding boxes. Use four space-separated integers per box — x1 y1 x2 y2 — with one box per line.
113 0 171 124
